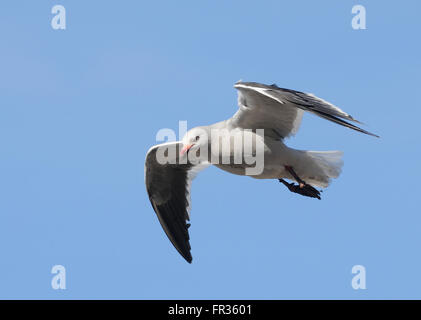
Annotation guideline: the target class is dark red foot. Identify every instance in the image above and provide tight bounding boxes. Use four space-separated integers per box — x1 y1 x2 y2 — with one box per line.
279 179 321 200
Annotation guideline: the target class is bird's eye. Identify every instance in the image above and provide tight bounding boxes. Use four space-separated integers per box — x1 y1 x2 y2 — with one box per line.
195 135 200 141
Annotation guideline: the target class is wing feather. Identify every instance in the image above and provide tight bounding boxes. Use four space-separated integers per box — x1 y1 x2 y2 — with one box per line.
145 141 208 263
232 81 378 138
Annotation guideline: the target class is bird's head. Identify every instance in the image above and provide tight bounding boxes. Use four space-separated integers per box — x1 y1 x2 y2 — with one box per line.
180 127 209 156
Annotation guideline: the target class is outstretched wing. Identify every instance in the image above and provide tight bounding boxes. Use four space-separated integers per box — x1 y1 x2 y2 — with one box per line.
145 141 208 263
231 81 378 138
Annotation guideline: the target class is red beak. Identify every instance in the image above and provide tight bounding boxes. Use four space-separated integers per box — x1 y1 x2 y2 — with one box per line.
180 144 193 156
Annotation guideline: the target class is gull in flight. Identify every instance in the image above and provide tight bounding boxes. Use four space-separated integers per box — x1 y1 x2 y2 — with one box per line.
145 81 378 263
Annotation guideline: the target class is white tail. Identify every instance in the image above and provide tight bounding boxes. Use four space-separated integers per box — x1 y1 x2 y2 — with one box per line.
303 151 344 188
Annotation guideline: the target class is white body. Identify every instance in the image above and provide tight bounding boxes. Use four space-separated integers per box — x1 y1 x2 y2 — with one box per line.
209 124 343 188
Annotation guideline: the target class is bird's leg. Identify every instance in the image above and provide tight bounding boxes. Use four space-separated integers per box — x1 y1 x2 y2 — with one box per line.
284 165 306 187
279 165 322 200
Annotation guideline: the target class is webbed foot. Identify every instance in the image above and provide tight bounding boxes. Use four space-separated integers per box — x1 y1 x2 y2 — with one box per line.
279 178 321 200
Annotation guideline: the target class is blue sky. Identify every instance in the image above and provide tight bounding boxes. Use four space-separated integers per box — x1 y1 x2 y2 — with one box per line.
0 0 420 299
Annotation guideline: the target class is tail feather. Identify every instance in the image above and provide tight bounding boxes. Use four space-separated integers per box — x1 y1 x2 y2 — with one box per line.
304 151 344 188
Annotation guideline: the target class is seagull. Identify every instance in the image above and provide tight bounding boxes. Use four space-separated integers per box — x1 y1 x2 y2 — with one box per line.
145 81 378 263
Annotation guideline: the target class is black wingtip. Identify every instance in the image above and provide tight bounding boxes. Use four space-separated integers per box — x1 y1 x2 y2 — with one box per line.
172 240 193 264
183 253 193 264
175 243 192 263
313 109 379 138
363 130 380 138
